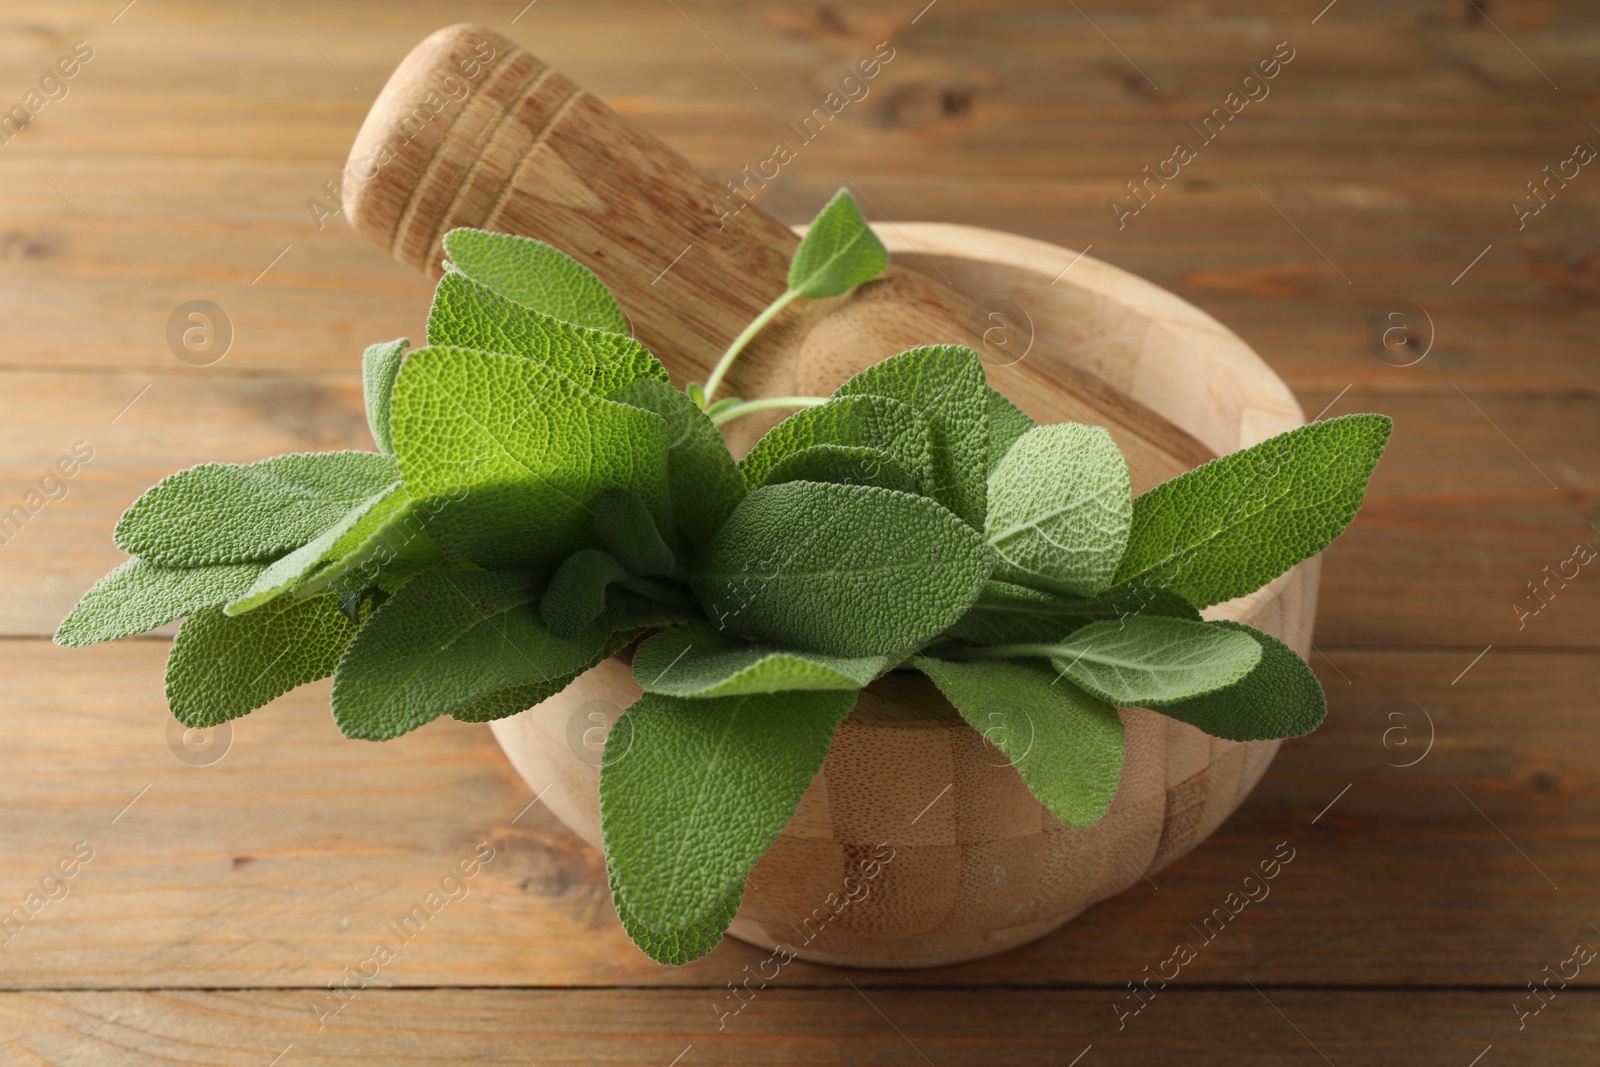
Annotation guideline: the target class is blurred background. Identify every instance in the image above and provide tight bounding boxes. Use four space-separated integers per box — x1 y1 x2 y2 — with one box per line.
0 1 1596 1063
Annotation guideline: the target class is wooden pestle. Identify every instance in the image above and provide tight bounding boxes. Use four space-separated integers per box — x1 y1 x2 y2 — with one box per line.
343 23 1213 482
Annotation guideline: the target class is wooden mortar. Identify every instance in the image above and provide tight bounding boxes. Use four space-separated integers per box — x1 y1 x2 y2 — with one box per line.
344 26 1314 968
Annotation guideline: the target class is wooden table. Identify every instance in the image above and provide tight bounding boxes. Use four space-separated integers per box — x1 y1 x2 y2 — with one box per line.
1 1 1596 1062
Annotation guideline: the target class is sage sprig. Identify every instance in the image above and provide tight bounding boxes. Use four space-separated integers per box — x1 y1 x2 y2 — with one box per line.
56 190 1391 967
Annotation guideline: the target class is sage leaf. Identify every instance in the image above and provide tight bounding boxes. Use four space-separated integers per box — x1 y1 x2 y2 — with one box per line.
599 688 855 937
610 864 742 966
390 346 671 571
834 345 988 528
946 580 1198 647
607 378 745 554
166 596 355 727
442 228 627 334
427 271 666 397
633 622 887 698
765 444 919 495
738 394 933 496
788 188 888 299
225 482 400 615
986 423 1131 596
1049 616 1262 707
297 486 447 597
915 657 1124 829
594 489 676 578
115 451 400 567
1114 413 1393 608
450 626 642 724
1157 621 1326 741
986 386 1033 472
692 481 990 657
331 569 617 740
54 559 267 647
541 550 630 638
362 337 409 453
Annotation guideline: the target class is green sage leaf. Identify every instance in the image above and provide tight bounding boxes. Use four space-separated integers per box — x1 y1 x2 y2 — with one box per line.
1048 616 1262 707
362 337 409 453
427 271 665 397
833 345 989 528
1157 621 1327 741
331 569 617 740
599 688 855 939
693 481 990 657
390 346 670 571
738 394 933 496
166 596 355 727
115 451 400 567
945 580 1198 647
593 488 676 578
54 559 267 647
986 387 1034 472
607 378 745 555
765 444 919 495
788 188 888 299
632 623 887 698
915 657 1124 829
986 423 1131 596
1113 413 1393 608
442 228 627 334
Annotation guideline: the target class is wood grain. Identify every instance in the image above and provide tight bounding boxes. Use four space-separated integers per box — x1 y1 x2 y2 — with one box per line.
0 0 1594 1059
0 640 1594 991
0 988 1592 1065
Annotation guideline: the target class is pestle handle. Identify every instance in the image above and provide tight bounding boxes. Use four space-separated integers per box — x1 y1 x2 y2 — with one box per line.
343 23 1213 476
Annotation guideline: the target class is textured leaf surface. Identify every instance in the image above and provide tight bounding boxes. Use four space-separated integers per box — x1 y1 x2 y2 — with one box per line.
599 688 855 934
332 570 618 740
607 378 745 554
362 338 409 453
427 272 665 396
300 486 447 596
1157 621 1326 741
986 387 1034 472
166 596 355 727
1114 413 1394 608
540 550 629 638
738 395 933 496
833 345 988 528
442 228 627 334
764 444 919 495
609 864 742 966
115 452 399 567
593 489 676 577
224 483 399 614
986 423 1131 596
1049 616 1262 707
693 481 990 657
390 346 670 571
915 656 1124 828
54 559 266 647
788 189 888 299
449 626 641 724
946 580 1198 647
632 623 884 698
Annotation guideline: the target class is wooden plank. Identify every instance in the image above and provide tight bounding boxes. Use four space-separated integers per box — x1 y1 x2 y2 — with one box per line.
0 1 1594 395
0 639 1594 989
0 988 1587 1065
